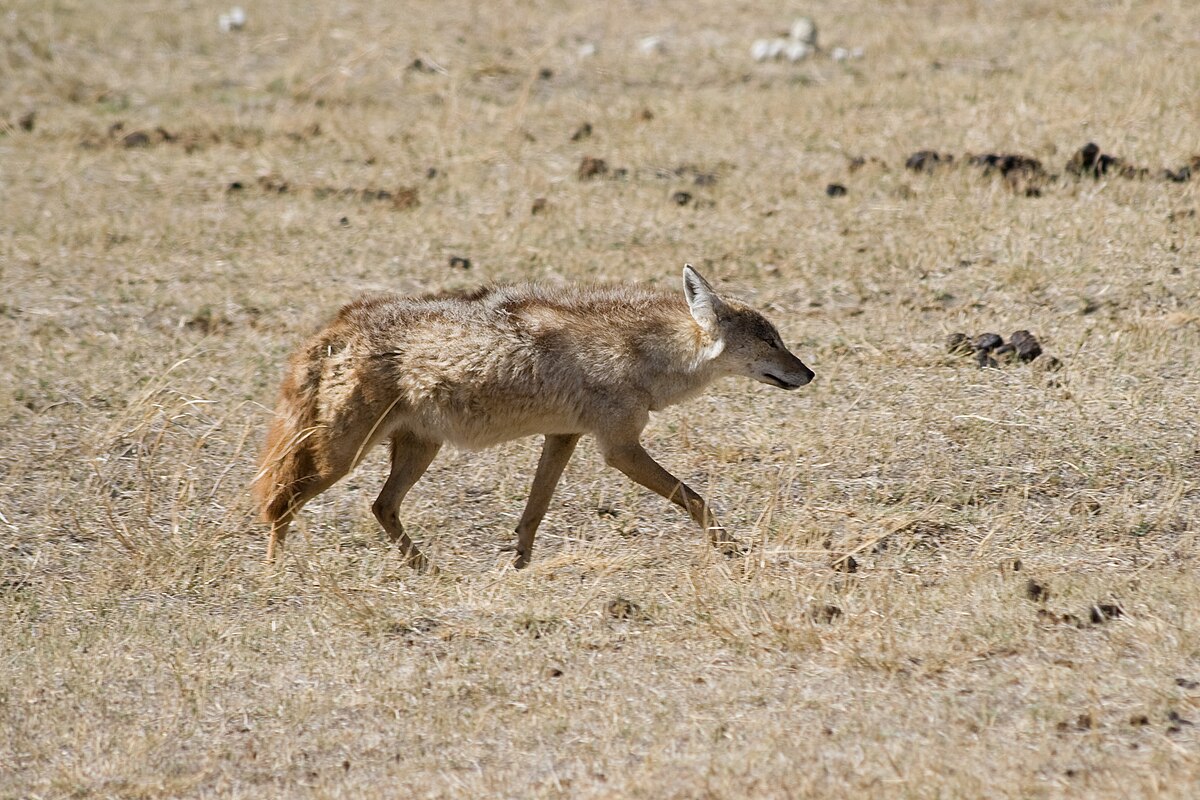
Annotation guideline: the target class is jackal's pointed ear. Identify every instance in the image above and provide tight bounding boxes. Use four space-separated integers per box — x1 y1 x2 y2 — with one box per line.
683 264 721 334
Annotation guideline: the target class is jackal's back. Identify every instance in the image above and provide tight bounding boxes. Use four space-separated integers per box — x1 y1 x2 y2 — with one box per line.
321 283 701 448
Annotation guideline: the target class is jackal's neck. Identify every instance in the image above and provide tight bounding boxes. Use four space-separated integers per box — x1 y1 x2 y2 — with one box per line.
639 315 725 411
687 328 725 373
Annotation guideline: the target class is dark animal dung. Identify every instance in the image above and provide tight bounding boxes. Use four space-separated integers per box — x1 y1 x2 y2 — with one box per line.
946 332 972 355
1009 330 1043 362
578 156 608 180
1066 142 1122 178
971 333 1004 352
905 150 954 173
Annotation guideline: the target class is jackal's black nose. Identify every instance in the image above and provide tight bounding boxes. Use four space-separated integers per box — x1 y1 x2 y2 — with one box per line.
786 368 814 389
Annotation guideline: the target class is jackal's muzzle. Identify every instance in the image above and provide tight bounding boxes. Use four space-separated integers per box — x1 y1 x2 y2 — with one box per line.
760 354 814 390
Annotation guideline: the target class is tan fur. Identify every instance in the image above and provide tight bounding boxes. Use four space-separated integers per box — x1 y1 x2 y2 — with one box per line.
254 266 814 570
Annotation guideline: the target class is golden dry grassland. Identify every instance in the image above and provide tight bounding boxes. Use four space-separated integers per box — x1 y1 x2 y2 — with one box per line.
3 0 1200 796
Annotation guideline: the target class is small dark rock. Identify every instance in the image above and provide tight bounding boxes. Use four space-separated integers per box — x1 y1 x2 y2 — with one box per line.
578 155 608 180
538 67 554 80
531 197 547 215
121 130 152 148
606 597 643 620
1175 678 1199 690
227 181 245 192
545 666 564 678
570 122 592 142
971 333 1004 352
672 191 693 206
409 58 438 74
693 173 718 187
1163 167 1191 183
338 216 350 227
596 505 619 519
809 604 843 623
448 256 471 270
1089 604 1123 624
612 167 629 180
18 110 35 132
1009 329 1043 362
1025 579 1049 602
946 332 972 355
426 167 439 179
832 554 858 573
825 183 848 197
1130 714 1151 727
906 150 954 173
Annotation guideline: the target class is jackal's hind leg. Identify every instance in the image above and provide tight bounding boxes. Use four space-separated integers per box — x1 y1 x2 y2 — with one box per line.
597 437 739 556
514 433 581 569
373 432 441 573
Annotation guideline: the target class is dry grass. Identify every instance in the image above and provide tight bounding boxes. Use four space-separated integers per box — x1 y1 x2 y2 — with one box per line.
3 0 1200 796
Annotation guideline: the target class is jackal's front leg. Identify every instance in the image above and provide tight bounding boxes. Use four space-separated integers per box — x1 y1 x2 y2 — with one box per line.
513 433 580 569
597 438 738 555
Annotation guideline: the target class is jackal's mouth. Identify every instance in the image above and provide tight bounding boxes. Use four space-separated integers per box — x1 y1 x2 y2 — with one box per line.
762 372 805 390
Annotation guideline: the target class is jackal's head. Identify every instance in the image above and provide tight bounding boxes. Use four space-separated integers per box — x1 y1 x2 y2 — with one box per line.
683 264 814 390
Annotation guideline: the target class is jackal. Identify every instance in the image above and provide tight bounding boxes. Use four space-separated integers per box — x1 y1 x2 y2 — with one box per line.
253 265 813 570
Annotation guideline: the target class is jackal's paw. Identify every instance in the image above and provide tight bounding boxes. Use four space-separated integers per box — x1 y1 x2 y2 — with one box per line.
708 528 746 558
403 549 437 575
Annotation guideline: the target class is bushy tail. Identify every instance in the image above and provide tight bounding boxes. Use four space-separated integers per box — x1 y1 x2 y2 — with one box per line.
253 348 324 524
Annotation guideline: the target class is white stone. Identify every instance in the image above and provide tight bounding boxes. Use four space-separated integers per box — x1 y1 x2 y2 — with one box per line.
790 17 817 46
637 35 666 55
219 6 246 32
751 39 773 61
